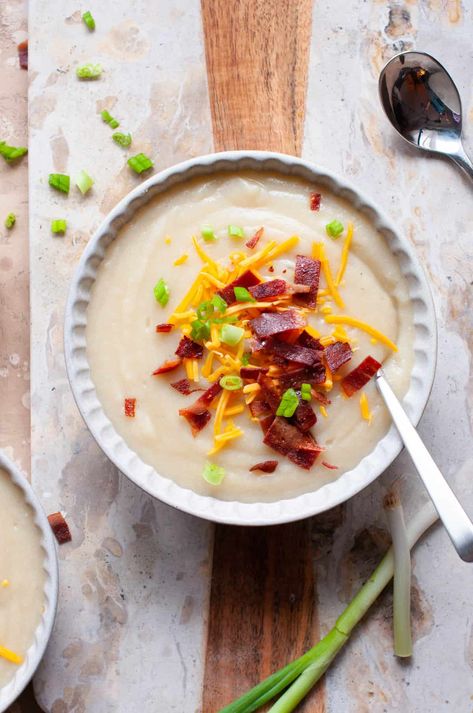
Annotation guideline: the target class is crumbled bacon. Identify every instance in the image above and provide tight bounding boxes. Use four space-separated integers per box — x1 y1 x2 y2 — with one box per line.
248 399 273 419
249 279 287 301
310 192 321 211
240 366 268 380
250 310 306 339
325 341 352 373
179 382 222 435
175 336 204 359
152 358 182 375
124 397 136 417
250 460 278 473
259 415 275 433
311 390 331 405
341 356 381 397
293 255 321 308
217 270 260 306
246 227 264 250
18 40 28 70
263 417 322 469
291 399 317 432
156 323 173 333
48 512 71 544
296 331 323 351
170 378 203 395
322 461 338 470
276 364 326 389
261 339 323 367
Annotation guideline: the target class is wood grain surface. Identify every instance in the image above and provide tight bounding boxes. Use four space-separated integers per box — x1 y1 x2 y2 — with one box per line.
201 0 319 709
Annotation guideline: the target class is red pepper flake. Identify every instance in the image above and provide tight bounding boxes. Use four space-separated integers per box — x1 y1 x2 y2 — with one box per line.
322 461 338 470
249 279 287 301
250 309 306 339
293 255 321 308
48 512 71 544
310 192 321 211
341 356 381 397
175 336 204 359
268 265 275 273
156 323 173 333
325 341 352 373
217 270 260 306
152 357 182 375
124 397 136 417
263 417 323 469
17 40 28 70
179 382 222 436
246 227 264 250
170 378 203 395
250 460 278 474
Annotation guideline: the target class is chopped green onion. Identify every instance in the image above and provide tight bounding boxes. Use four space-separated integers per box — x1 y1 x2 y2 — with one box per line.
101 110 119 129
384 491 412 657
325 219 344 238
201 225 216 242
190 319 211 341
276 388 299 418
202 461 225 485
234 286 255 303
48 173 70 194
241 353 251 366
220 324 244 346
228 224 244 238
75 170 94 195
82 11 95 31
219 375 244 391
4 213 16 229
127 153 153 174
51 219 67 235
153 277 169 307
112 132 132 148
212 315 238 324
211 294 227 312
76 63 102 80
196 300 214 321
301 383 312 401
0 141 28 163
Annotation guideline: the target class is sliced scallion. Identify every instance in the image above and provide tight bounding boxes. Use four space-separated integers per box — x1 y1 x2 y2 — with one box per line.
228 224 244 238
75 170 94 195
276 388 299 418
4 213 16 229
101 109 119 129
190 319 211 341
325 219 344 238
153 278 169 307
201 225 216 242
48 173 70 194
301 383 312 401
219 375 243 391
211 294 227 312
127 153 153 174
51 219 67 235
112 132 132 148
220 324 244 346
234 286 255 303
76 63 102 80
202 461 225 485
0 141 28 163
82 11 96 31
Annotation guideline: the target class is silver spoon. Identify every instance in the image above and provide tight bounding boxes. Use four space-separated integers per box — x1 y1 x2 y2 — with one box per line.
379 51 473 182
375 370 473 562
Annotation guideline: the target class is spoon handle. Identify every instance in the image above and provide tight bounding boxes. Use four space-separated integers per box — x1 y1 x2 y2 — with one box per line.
450 144 473 183
375 371 473 562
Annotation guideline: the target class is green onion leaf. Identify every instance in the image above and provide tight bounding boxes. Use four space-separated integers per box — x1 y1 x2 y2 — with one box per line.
153 277 170 307
202 461 225 485
48 173 70 194
0 141 28 163
101 110 119 129
220 324 244 346
4 213 16 229
127 153 154 174
211 294 227 312
276 388 299 417
212 315 238 324
196 300 215 321
82 10 95 30
301 383 312 401
51 219 67 235
241 352 251 366
325 219 344 238
228 224 244 238
234 286 255 303
201 225 216 242
219 375 244 391
112 132 132 148
75 170 94 195
190 319 211 341
76 63 102 80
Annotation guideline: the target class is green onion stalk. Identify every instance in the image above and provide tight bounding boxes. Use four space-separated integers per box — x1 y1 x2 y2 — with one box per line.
220 501 438 713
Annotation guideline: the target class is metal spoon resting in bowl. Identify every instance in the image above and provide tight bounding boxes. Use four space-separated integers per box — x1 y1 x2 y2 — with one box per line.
376 370 473 562
379 51 473 182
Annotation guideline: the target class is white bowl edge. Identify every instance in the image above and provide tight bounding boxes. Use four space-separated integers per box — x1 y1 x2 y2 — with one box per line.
64 150 437 526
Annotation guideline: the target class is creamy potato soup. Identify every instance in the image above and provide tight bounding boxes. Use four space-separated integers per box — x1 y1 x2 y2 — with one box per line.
0 468 45 687
87 172 414 502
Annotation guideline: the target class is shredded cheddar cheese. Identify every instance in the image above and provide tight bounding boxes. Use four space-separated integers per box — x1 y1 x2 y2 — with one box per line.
314 242 344 308
360 392 372 422
214 390 231 434
224 404 245 417
1 579 9 588
325 315 398 351
174 253 189 266
320 406 328 418
0 645 23 665
243 383 261 394
335 221 354 287
164 236 172 245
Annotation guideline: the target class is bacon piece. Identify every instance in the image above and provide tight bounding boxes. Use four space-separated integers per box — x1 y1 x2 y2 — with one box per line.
322 461 338 470
292 399 317 432
248 279 287 301
341 356 381 397
310 192 321 211
259 415 275 433
48 512 71 544
311 390 331 405
294 255 321 308
217 270 260 306
175 336 204 359
276 364 326 388
170 378 203 395
179 382 222 435
296 331 323 351
262 339 322 367
250 310 306 339
240 366 268 380
246 227 264 250
248 399 272 419
156 323 173 333
17 40 28 70
152 357 182 375
263 417 322 469
250 460 278 473
124 397 136 417
325 341 352 373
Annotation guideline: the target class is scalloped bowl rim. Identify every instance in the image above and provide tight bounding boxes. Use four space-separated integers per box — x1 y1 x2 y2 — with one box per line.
64 150 437 526
0 451 58 712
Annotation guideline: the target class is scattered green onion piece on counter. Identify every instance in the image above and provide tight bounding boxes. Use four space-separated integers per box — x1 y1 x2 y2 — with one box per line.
196 300 215 321
219 375 244 391
384 491 412 658
4 213 16 229
211 294 227 312
301 383 312 401
234 286 255 303
48 173 70 194
75 170 94 195
220 324 244 346
82 11 95 31
201 225 216 242
101 110 119 129
153 277 170 307
325 219 344 238
127 153 154 174
76 63 102 80
0 141 28 163
276 388 299 418
241 353 251 366
228 224 244 238
112 132 132 148
190 319 211 341
202 461 225 486
51 219 67 235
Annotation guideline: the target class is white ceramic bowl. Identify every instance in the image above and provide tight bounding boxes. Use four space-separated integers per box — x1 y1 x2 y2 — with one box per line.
0 451 58 712
65 151 437 525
